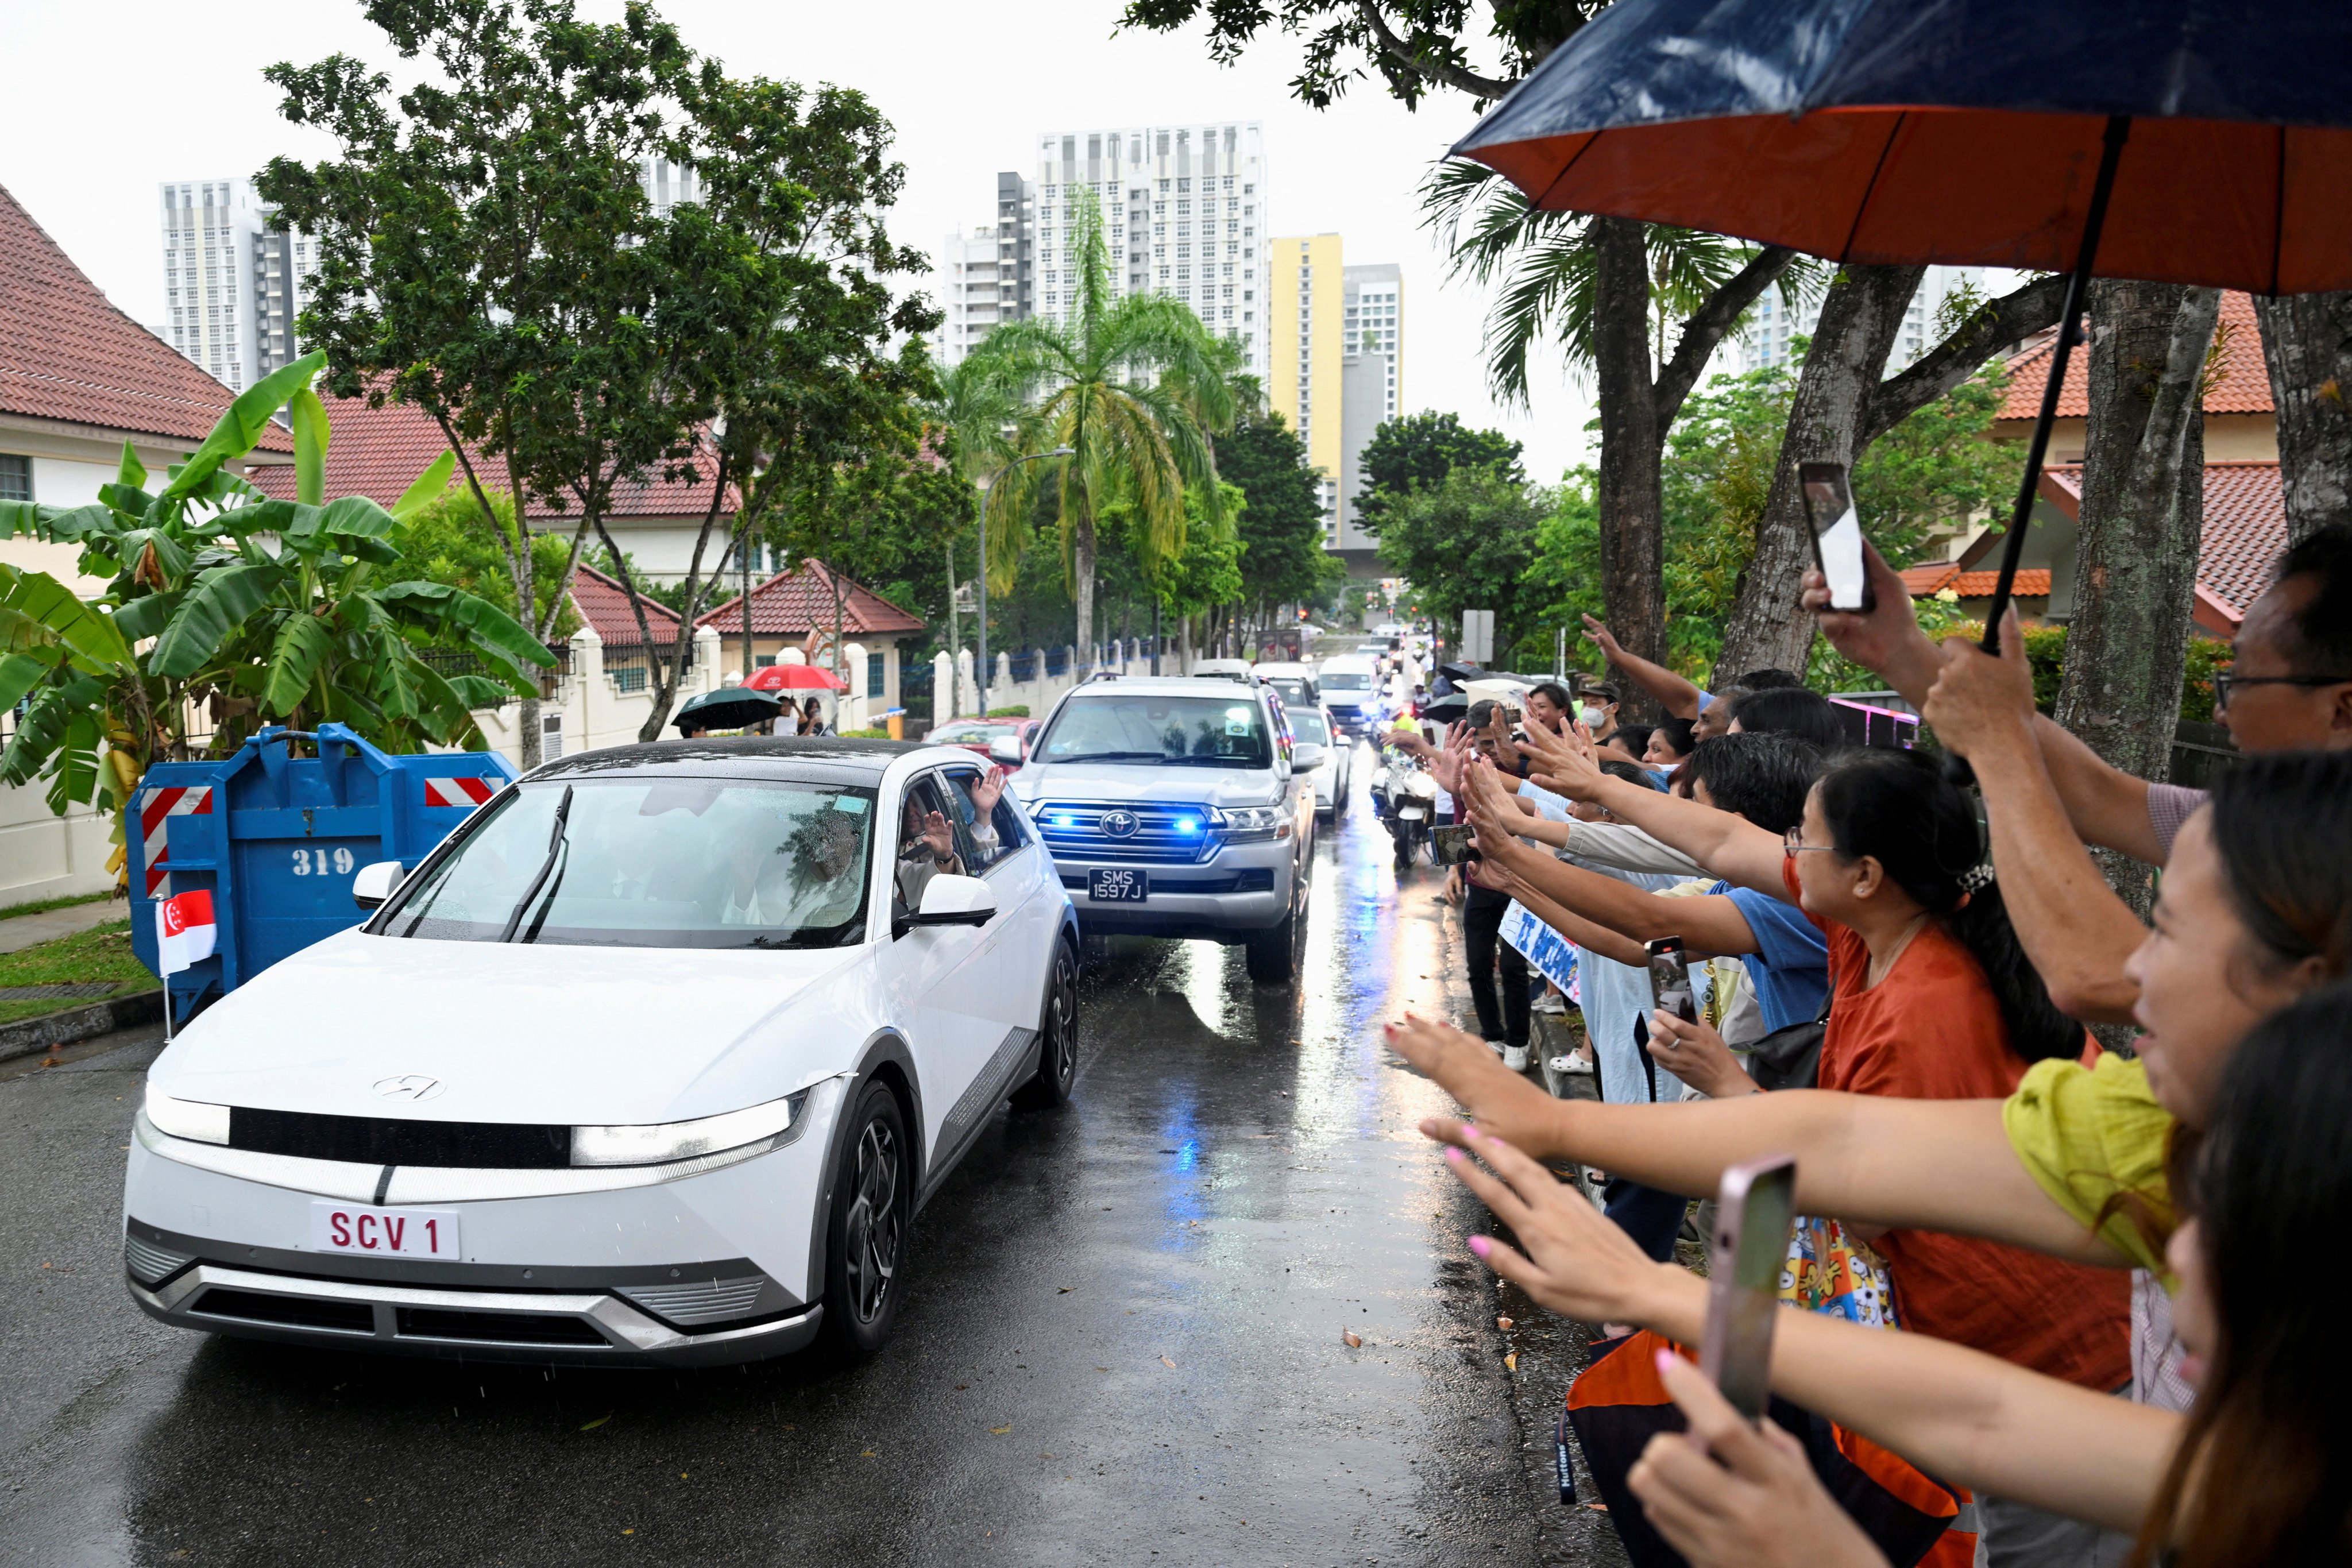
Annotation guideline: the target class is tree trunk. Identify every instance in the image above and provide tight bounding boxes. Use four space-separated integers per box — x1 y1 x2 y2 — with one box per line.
2057 281 2221 921
2251 291 2352 546
1072 518 1098 667
1713 265 1926 685
1591 217 1667 714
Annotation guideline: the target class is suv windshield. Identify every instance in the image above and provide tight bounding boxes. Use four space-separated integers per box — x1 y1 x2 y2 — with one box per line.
1288 707 1331 745
1036 694 1272 768
1319 671 1373 692
380 777 876 948
1261 677 1316 709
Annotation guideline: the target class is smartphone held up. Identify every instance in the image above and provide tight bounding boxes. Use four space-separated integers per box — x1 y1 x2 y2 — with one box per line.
1700 1154 1798 1423
1645 936 1699 1025
1799 461 1875 613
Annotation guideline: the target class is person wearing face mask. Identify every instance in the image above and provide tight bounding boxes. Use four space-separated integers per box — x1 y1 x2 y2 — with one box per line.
1419 981 2352 1568
1574 680 1623 744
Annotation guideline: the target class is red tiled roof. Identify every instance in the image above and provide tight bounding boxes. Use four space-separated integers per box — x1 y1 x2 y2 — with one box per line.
0 182 292 453
1996 291 2270 422
1902 565 2051 598
2034 461 2285 627
697 558 925 638
568 563 683 649
244 394 732 517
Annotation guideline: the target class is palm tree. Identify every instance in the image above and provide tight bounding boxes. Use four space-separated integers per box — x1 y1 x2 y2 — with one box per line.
1420 158 1814 405
963 190 1235 653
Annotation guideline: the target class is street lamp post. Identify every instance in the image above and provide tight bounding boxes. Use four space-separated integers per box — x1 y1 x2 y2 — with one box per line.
975 446 1073 721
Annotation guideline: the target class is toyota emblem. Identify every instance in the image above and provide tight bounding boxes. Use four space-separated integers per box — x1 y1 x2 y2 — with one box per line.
373 1074 445 1102
1101 810 1141 839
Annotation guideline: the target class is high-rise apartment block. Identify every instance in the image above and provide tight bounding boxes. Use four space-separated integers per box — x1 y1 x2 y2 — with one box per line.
936 173 1036 369
161 177 320 391
1272 237 1403 561
1738 264 1994 375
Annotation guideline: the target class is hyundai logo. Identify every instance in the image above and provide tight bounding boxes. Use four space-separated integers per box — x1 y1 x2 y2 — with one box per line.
373 1074 445 1102
1100 810 1141 839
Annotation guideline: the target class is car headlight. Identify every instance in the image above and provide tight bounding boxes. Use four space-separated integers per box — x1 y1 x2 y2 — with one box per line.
144 1085 230 1145
570 1090 810 1168
1217 804 1291 842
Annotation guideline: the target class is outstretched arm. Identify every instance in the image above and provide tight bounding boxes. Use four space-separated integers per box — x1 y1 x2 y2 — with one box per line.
1514 736 1788 898
1467 855 1649 968
1463 764 1763 956
1923 615 2148 1022
1805 545 2166 865
1584 615 1707 720
1437 1124 2175 1534
1385 1014 2127 1268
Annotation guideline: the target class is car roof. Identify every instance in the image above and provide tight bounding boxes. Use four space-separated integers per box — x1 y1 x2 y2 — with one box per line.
1252 661 1314 675
1052 676 1273 701
527 735 951 786
1319 654 1377 670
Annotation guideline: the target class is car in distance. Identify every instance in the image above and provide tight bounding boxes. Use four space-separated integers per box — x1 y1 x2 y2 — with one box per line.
1011 677 1315 984
1314 654 1385 739
1249 661 1321 713
928 716 1042 770
123 738 1079 1367
1284 701 1352 821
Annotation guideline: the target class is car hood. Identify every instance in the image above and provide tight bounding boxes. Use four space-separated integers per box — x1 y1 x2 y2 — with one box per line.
148 928 874 1126
1013 762 1283 809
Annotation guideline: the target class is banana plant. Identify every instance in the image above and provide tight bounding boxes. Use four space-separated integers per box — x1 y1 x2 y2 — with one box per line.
0 353 553 887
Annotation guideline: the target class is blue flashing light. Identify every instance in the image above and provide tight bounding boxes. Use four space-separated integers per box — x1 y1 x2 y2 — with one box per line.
1050 813 1077 829
1174 816 1200 835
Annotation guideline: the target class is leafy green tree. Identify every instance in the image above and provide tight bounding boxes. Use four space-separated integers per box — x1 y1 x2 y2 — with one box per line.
1218 410 1341 627
964 188 1234 651
1355 410 1524 534
401 486 580 638
1373 465 1549 663
0 358 549 879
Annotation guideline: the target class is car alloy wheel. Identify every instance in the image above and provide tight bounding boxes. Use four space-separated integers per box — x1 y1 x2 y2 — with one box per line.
843 1119 902 1325
822 1080 911 1356
1014 940 1080 1109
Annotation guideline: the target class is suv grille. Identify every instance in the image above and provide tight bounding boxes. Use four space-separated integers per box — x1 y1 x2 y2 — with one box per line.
1033 802 1219 865
229 1107 571 1169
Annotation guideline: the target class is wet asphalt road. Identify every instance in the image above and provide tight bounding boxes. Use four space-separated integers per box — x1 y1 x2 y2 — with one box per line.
0 757 1620 1567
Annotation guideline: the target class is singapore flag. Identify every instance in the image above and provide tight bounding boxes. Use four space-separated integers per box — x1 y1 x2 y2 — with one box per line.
156 890 218 976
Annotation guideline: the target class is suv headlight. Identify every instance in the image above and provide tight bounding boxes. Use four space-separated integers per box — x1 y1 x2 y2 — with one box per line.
570 1090 810 1167
144 1086 230 1145
1216 804 1291 843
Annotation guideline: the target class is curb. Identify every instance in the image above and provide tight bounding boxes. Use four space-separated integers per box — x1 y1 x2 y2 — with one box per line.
0 990 167 1064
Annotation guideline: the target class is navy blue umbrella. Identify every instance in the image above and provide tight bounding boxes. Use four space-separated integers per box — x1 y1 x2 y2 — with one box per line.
1454 0 2352 636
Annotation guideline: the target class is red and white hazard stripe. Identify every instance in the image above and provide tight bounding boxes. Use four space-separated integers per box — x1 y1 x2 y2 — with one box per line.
138 786 213 899
422 775 498 809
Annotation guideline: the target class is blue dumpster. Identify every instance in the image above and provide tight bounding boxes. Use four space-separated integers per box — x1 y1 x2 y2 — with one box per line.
129 724 516 1017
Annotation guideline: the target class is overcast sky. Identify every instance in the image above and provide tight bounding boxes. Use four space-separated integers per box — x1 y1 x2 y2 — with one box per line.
2 0 1598 481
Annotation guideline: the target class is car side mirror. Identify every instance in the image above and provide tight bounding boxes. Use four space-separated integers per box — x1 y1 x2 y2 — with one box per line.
352 859 404 911
1292 741 1327 771
906 873 996 932
987 735 1024 765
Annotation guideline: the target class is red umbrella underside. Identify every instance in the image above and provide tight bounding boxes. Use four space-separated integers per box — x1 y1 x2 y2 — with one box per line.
743 665 847 692
1467 107 2352 295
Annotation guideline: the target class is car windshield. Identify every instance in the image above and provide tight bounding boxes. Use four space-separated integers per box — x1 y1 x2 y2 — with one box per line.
1320 671 1373 691
1035 694 1272 768
380 777 877 948
930 722 1015 744
1289 708 1332 745
1262 677 1314 708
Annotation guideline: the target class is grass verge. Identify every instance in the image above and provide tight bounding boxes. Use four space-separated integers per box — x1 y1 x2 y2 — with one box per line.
0 890 117 925
0 918 158 1026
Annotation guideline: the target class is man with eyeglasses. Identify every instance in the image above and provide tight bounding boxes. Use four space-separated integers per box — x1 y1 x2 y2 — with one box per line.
1808 523 2352 1026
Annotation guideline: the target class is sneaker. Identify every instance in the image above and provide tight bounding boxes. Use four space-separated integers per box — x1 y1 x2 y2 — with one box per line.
1484 1037 1508 1058
1532 992 1567 1015
1503 1045 1530 1072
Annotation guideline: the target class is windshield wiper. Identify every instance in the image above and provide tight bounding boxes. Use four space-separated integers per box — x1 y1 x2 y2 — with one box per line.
1047 750 1170 764
1164 754 1263 767
500 785 573 943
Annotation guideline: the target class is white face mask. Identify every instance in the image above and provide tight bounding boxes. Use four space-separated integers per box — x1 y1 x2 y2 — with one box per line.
1579 705 1608 728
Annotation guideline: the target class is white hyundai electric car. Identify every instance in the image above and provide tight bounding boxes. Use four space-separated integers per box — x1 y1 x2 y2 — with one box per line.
122 739 1079 1366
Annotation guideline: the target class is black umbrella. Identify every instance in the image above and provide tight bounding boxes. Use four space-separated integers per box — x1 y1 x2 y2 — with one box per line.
674 687 786 735
1454 0 2352 638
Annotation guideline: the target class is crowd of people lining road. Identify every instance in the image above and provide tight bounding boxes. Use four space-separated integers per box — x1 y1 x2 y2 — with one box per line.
1384 526 2352 1568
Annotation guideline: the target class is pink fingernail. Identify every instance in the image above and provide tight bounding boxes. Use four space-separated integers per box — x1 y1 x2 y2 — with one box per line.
1467 1236 1492 1258
1654 1347 1676 1376
1443 1146 1464 1163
